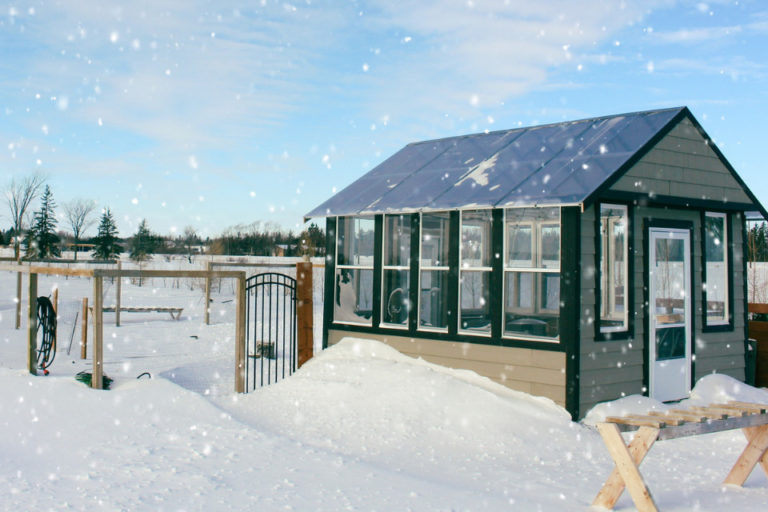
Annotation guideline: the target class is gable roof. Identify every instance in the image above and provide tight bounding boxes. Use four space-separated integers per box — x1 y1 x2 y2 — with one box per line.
305 107 766 220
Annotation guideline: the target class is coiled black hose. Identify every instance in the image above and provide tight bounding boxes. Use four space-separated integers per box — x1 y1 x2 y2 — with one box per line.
36 296 57 373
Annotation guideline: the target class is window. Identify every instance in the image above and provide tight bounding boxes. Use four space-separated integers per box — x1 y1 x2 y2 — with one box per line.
460 210 492 334
600 204 628 333
419 212 451 331
382 215 411 327
334 216 374 325
503 208 560 340
704 212 728 325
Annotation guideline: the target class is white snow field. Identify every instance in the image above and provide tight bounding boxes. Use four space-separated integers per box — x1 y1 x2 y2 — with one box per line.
2 258 768 510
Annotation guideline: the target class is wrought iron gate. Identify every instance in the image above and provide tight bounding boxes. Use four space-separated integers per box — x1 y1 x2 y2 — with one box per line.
245 272 297 392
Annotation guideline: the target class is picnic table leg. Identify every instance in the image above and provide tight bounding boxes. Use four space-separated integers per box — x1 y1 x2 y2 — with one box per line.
595 423 659 512
724 424 768 486
593 426 659 509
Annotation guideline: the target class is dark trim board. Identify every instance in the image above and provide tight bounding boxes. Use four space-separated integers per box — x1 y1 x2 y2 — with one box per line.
599 191 757 214
742 214 753 385
322 217 337 350
561 206 581 420
327 322 567 353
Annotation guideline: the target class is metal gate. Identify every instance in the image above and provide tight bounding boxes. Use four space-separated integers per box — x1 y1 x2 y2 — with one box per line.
245 272 297 392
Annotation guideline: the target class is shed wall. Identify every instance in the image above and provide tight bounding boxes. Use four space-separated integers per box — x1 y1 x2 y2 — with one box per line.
327 329 567 406
610 118 751 205
578 204 747 416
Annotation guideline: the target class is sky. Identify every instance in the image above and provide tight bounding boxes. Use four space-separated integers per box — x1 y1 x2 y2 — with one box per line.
1 0 767 239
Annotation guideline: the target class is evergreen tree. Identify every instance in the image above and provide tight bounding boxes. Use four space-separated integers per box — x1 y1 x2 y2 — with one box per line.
92 209 123 260
24 185 60 259
130 219 155 263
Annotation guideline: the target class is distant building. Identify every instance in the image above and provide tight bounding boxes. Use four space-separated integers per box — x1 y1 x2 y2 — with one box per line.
306 107 767 419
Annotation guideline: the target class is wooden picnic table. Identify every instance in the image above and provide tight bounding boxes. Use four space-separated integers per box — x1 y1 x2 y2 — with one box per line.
593 401 768 512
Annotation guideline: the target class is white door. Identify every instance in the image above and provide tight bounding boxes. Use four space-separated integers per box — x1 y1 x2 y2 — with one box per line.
648 227 692 402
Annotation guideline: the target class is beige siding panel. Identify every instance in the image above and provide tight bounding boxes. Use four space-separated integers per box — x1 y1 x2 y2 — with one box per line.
327 330 566 405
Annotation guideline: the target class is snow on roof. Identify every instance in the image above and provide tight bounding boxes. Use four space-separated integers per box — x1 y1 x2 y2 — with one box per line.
305 107 687 218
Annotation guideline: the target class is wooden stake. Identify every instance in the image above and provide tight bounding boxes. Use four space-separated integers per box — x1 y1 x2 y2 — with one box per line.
596 423 659 512
296 260 313 367
204 260 212 325
92 277 103 390
593 426 659 509
81 297 88 359
15 269 22 330
27 273 38 375
115 261 122 327
234 275 246 393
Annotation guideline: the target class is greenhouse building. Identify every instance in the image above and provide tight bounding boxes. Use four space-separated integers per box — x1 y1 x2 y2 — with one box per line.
305 106 767 419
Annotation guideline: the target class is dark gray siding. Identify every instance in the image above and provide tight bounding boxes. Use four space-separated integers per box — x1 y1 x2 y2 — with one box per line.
610 118 751 205
579 205 644 416
578 206 747 417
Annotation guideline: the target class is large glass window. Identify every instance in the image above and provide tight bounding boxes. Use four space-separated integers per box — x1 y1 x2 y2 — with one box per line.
334 216 374 325
600 204 628 333
419 212 450 331
503 208 560 340
704 212 729 325
460 210 492 335
382 215 411 327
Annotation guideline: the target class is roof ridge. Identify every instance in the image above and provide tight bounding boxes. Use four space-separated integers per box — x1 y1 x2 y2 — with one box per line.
405 106 686 148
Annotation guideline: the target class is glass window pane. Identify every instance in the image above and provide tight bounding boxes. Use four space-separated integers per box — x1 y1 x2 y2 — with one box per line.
506 225 532 267
421 212 451 267
600 204 628 332
653 238 686 326
504 272 560 338
705 214 727 324
419 270 450 330
460 271 491 333
504 208 560 270
334 268 373 324
337 216 375 266
540 225 560 269
382 269 410 326
461 210 492 268
384 215 411 267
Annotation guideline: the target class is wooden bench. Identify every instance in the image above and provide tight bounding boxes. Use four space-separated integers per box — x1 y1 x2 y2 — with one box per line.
593 401 768 512
91 306 184 320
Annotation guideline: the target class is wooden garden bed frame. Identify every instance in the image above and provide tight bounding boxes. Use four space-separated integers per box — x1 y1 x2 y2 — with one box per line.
594 402 768 512
0 263 248 392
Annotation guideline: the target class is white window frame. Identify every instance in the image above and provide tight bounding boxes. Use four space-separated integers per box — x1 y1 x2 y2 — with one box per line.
704 211 729 326
334 216 375 326
418 212 451 333
458 210 493 337
600 204 629 334
381 214 411 329
502 208 561 342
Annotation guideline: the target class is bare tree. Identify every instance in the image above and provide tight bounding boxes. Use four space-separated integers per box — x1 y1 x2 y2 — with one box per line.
3 173 45 260
64 199 97 260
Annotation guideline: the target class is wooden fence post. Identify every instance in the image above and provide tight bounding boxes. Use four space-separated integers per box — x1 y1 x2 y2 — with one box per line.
115 260 122 327
81 297 88 359
27 272 38 375
92 277 103 389
15 268 22 330
296 260 314 367
234 274 246 393
204 260 212 325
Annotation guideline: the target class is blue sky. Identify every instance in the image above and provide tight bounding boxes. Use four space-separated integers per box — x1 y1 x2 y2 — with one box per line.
2 0 767 238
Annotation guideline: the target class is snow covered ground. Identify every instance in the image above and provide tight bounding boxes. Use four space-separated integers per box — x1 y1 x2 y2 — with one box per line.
2 258 768 510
